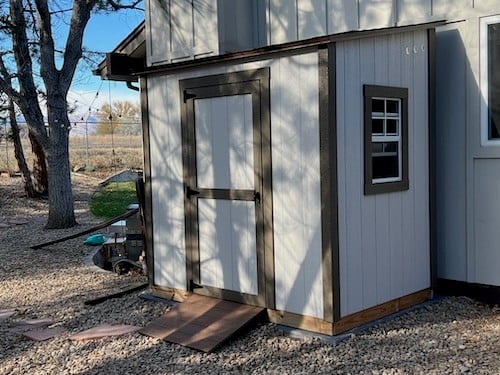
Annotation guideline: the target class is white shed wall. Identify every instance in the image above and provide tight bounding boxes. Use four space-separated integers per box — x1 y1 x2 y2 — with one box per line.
336 30 430 317
270 53 323 318
148 75 188 289
145 0 218 66
147 51 324 318
435 4 500 286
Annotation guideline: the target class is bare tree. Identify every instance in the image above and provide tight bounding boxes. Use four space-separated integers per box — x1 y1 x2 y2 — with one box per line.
95 100 141 135
4 98 38 197
0 0 141 228
0 57 47 196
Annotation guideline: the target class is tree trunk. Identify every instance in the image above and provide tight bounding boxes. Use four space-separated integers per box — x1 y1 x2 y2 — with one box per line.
8 100 37 197
45 100 76 229
29 131 48 195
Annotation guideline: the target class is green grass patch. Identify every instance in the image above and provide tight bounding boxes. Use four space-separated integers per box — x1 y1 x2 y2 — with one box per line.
90 181 138 220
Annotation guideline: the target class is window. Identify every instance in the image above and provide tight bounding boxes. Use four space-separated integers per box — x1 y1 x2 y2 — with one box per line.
364 85 409 195
481 15 500 145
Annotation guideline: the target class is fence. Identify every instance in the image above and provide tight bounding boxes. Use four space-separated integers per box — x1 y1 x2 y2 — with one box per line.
0 131 143 175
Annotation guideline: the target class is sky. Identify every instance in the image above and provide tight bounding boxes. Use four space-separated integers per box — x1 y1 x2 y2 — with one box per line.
66 7 144 124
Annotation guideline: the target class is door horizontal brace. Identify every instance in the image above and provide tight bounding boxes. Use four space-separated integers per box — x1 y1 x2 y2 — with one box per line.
194 188 258 201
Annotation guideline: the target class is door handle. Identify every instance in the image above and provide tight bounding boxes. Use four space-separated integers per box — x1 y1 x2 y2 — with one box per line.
186 186 200 198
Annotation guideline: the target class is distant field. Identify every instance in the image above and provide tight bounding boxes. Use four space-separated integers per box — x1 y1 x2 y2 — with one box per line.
0 134 143 175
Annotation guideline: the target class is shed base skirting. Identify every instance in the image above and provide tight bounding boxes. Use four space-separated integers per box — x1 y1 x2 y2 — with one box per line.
268 289 432 335
151 286 432 336
436 278 500 305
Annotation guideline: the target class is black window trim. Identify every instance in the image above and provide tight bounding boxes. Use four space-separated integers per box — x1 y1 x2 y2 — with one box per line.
364 84 409 195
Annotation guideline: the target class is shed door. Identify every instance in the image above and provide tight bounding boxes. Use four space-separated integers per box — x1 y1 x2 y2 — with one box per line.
180 69 272 307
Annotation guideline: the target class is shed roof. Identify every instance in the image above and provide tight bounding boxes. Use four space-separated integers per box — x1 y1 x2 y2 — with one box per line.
95 19 446 81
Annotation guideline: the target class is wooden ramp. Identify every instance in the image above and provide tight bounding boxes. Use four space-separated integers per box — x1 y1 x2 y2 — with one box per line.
139 294 264 352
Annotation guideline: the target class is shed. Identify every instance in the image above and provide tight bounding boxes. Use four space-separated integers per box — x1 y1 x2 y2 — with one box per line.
97 1 442 335
434 2 500 302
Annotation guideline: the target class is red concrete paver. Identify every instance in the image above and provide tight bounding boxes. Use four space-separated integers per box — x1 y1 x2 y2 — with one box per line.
22 327 65 341
9 318 54 333
69 324 141 341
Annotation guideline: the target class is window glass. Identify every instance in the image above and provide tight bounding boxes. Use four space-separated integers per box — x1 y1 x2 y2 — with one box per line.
386 100 399 115
386 119 398 135
364 85 408 195
488 23 500 139
372 99 385 114
372 118 384 134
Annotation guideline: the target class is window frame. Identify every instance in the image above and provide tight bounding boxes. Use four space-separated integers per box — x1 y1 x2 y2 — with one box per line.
480 14 500 146
364 85 409 195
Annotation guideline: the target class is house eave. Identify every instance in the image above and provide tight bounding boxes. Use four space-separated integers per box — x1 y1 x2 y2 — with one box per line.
138 19 446 77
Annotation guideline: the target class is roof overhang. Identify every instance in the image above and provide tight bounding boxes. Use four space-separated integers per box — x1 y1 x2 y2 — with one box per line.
94 21 146 82
95 19 446 81
139 19 446 77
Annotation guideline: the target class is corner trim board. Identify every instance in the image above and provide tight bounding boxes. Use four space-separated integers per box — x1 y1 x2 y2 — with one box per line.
140 77 155 288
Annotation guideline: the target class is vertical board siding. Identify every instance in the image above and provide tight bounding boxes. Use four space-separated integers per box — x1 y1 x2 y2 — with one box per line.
327 0 359 34
193 1 218 57
195 95 254 190
297 0 327 40
198 199 258 294
359 38 378 310
412 30 431 292
358 0 395 30
337 30 430 317
338 40 364 313
473 160 500 287
432 0 471 16
170 0 193 60
435 26 468 281
270 52 324 318
148 52 324 318
146 0 170 66
435 8 500 287
267 0 436 46
268 0 298 44
146 0 218 66
398 0 432 22
387 33 405 298
148 75 187 289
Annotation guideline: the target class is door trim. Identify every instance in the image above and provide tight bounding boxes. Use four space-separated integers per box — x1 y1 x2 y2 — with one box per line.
179 68 274 308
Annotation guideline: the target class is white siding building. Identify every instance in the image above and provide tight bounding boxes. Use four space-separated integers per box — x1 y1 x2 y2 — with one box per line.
97 0 500 333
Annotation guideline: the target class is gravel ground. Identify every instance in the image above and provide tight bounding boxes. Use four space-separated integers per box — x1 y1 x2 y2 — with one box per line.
0 174 499 374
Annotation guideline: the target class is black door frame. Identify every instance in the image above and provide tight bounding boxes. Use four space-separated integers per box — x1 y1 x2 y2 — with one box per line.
179 68 274 308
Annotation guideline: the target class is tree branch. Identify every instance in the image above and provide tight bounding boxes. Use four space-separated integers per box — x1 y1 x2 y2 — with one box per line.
8 0 49 147
34 0 57 84
59 0 98 93
107 0 143 11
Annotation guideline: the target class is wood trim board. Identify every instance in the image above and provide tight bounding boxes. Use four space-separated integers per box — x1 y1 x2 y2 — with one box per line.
267 289 432 335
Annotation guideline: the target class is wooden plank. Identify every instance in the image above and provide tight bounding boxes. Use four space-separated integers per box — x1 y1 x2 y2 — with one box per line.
334 288 432 334
151 285 190 303
267 309 334 336
398 289 432 310
140 294 264 352
334 299 399 334
30 208 139 250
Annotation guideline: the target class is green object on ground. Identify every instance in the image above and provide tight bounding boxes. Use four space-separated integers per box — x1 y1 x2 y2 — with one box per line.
90 181 137 220
84 234 106 245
